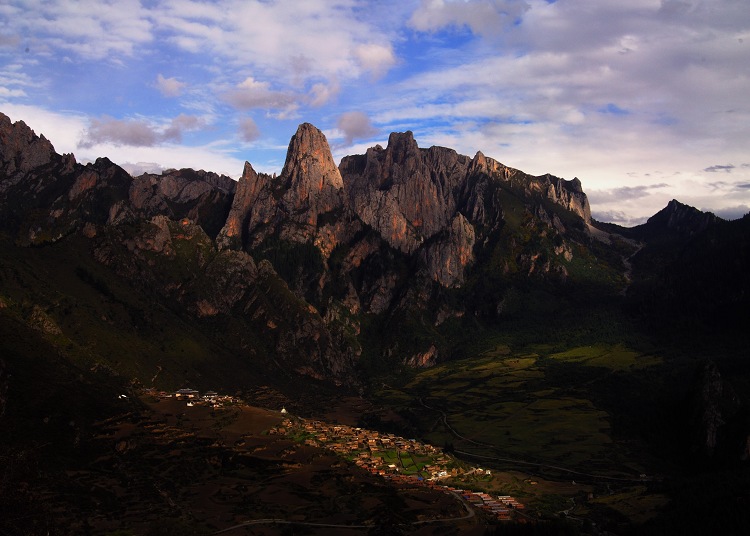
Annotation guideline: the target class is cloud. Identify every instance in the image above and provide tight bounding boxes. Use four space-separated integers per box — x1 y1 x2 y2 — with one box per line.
239 117 261 142
13 0 154 60
408 0 530 36
155 74 186 97
162 114 203 142
79 116 158 148
707 181 750 194
79 114 204 148
0 86 27 98
337 112 378 145
703 164 735 173
711 204 750 221
308 81 340 107
591 209 649 227
354 43 397 79
583 184 671 204
119 161 167 176
223 76 297 111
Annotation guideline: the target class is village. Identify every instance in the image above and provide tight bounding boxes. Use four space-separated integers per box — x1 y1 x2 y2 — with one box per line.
267 416 527 521
143 387 527 522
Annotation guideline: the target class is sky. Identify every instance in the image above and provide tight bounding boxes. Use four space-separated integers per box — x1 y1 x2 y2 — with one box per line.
1 0 749 226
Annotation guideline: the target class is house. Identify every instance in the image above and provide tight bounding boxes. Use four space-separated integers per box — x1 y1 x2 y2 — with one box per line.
175 388 199 399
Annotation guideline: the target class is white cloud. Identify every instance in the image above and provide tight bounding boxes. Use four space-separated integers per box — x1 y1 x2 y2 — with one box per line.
155 74 187 97
353 43 397 79
12 0 153 60
0 87 26 97
223 76 297 111
119 161 166 176
308 81 340 107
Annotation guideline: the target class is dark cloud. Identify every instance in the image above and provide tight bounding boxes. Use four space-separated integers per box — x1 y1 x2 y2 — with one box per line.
239 117 261 142
337 111 378 145
78 114 203 148
703 164 735 173
587 183 670 204
79 116 158 148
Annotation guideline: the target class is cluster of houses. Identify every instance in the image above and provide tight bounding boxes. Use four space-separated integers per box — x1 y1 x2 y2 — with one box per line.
271 419 453 479
458 491 525 520
271 417 525 521
142 388 239 408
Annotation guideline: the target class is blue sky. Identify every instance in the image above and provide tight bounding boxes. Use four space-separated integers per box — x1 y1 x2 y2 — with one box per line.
1 0 749 225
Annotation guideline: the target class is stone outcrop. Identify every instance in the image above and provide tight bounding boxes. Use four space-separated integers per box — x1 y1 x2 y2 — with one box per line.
341 132 470 255
0 112 56 178
217 123 346 252
130 168 236 239
216 161 274 250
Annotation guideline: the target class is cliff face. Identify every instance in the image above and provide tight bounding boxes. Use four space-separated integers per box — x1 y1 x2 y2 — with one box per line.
130 168 236 239
217 123 348 253
341 132 469 255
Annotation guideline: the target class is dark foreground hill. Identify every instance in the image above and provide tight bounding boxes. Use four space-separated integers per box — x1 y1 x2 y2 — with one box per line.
2 111 750 534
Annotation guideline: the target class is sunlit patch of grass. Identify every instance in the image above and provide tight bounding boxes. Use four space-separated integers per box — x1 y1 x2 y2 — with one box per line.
549 344 661 370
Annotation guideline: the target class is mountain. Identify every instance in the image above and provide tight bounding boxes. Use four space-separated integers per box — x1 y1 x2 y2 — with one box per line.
4 111 750 533
3 110 749 386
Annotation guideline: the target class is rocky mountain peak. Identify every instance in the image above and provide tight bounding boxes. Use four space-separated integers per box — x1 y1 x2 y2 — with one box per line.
281 123 344 222
385 130 419 160
282 122 343 191
216 161 271 250
341 130 469 254
646 199 719 238
469 151 504 176
217 123 346 252
0 112 56 177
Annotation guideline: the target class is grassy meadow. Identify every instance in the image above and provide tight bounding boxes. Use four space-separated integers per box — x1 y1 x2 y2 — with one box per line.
377 342 664 480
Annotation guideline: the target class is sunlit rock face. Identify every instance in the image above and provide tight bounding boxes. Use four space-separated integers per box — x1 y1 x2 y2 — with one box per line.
216 161 273 251
217 123 346 253
341 131 471 255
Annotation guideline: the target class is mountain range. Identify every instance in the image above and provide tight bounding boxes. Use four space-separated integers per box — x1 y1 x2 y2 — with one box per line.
2 110 750 534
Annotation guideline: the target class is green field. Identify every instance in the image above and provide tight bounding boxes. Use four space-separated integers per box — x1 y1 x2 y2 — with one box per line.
376 343 663 479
